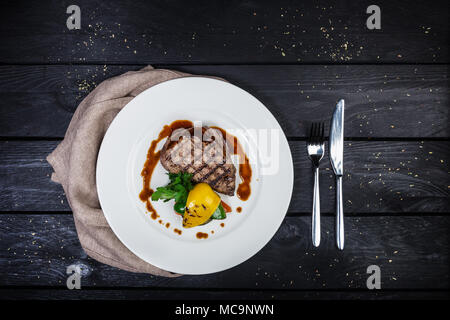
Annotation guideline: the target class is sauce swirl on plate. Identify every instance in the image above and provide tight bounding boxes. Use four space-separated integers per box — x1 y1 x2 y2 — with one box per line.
139 120 252 233
211 126 252 201
139 120 193 219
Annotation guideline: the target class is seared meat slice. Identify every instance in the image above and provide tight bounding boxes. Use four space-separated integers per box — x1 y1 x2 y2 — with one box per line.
160 127 236 196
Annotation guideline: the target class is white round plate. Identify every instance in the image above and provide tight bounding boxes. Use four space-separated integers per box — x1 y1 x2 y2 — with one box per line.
97 77 294 275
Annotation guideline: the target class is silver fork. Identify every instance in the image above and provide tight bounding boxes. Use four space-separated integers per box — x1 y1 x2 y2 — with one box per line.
307 122 325 247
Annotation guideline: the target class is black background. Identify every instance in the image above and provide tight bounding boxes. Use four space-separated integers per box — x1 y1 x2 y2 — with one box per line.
0 0 449 300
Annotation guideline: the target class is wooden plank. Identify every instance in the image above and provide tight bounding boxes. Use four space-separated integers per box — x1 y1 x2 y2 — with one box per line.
0 141 66 211
0 0 447 64
1 289 448 300
1 140 449 213
0 64 448 138
0 214 448 289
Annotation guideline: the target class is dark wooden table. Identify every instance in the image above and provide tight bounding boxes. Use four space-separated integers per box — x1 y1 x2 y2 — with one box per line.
0 0 449 300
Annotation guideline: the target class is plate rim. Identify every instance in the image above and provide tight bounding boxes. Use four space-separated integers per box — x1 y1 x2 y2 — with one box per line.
96 77 294 274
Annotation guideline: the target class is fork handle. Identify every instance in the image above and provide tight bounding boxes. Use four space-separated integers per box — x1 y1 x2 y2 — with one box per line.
312 167 321 247
336 175 344 250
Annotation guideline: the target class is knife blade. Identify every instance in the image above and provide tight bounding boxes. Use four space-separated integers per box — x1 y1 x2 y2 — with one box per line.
330 99 344 176
329 99 345 250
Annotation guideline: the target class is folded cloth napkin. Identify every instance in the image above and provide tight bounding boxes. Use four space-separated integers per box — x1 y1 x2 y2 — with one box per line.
47 66 199 275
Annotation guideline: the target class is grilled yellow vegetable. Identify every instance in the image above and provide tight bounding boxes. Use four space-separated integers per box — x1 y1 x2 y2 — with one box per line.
182 183 221 228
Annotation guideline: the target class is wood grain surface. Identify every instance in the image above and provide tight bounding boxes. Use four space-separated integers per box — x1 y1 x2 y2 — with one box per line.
0 0 447 64
0 64 447 138
1 140 448 213
0 215 448 290
0 0 448 300
0 289 448 300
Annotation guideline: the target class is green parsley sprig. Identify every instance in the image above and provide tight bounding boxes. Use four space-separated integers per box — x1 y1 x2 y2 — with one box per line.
151 172 227 220
151 172 194 214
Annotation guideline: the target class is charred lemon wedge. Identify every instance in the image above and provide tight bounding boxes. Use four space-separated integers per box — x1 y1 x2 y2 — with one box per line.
183 183 221 228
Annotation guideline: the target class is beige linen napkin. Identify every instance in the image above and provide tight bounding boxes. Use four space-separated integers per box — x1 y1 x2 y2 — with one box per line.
47 66 199 275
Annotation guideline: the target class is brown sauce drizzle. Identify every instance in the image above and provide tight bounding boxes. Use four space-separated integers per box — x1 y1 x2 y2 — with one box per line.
211 126 252 201
196 232 209 239
165 222 170 228
139 120 193 218
139 120 252 232
236 207 242 213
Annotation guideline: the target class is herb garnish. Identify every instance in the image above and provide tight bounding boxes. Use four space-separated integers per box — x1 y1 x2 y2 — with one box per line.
211 203 226 220
151 172 194 214
151 172 226 219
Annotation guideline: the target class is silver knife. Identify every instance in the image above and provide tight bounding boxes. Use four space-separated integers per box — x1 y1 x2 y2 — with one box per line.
329 99 345 250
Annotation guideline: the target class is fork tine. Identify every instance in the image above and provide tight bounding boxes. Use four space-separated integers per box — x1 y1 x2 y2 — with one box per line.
310 122 316 144
314 122 319 144
320 122 325 143
311 122 317 144
309 122 326 145
315 122 320 144
316 122 320 144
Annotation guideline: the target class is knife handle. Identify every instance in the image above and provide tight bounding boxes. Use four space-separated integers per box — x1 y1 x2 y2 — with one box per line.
336 175 344 250
312 167 320 247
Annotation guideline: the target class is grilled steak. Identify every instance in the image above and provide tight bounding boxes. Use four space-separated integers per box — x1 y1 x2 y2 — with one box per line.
160 126 236 196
